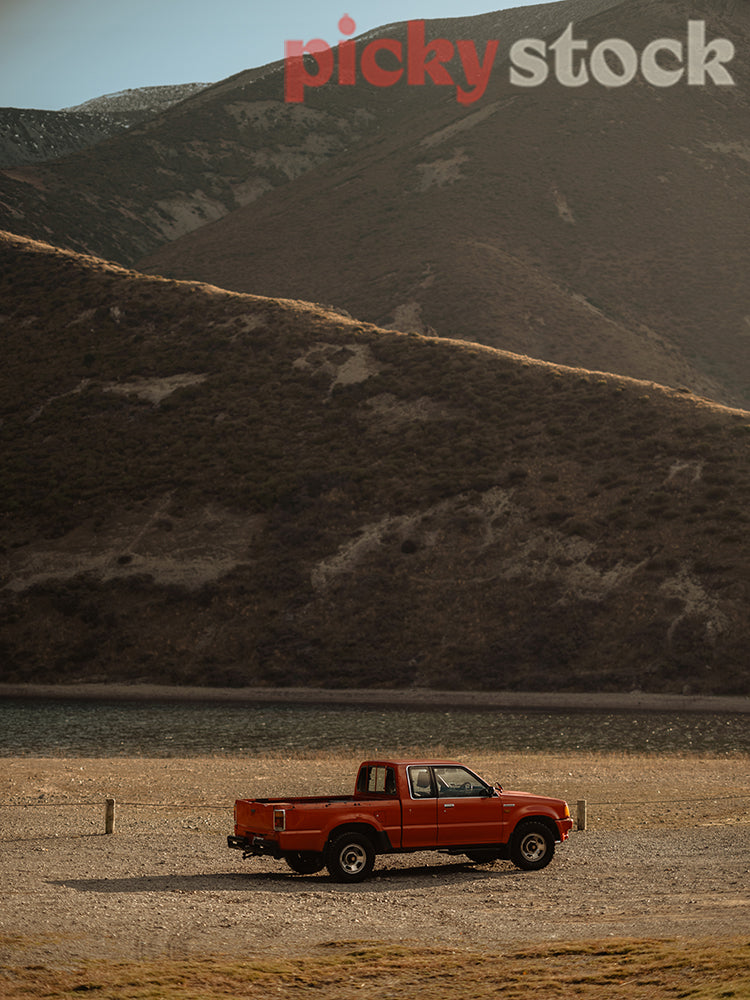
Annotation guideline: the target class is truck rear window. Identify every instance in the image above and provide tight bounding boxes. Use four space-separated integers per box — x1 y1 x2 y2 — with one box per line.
357 765 397 795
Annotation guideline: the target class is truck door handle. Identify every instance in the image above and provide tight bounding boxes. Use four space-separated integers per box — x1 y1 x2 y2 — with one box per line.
443 803 455 808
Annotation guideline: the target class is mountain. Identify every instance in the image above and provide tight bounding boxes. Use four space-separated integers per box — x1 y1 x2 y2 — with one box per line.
1 0 747 408
0 84 210 168
0 0 624 258
1 231 748 694
139 0 750 410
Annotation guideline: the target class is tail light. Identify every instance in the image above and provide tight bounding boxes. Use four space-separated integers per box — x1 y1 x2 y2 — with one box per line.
273 808 286 832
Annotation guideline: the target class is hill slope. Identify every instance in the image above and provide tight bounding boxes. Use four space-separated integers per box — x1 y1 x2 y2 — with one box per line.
1 231 748 693
140 0 750 409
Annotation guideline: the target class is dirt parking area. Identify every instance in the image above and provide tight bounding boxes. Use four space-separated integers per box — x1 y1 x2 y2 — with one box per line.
1 752 748 968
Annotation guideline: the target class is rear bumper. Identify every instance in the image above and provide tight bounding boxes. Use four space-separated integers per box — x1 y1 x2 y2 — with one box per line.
227 834 281 858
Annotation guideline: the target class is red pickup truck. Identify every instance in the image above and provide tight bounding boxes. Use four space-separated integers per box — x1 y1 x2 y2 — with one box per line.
228 759 573 882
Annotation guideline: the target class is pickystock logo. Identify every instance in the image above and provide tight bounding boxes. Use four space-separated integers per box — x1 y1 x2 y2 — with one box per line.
284 16 736 104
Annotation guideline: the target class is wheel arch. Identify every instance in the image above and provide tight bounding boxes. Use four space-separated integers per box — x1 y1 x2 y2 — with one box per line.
513 813 561 842
326 822 390 854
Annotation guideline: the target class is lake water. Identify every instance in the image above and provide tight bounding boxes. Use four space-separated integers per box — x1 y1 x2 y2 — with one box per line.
0 697 747 756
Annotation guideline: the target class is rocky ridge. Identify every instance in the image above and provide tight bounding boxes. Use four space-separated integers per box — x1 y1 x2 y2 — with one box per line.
0 83 210 167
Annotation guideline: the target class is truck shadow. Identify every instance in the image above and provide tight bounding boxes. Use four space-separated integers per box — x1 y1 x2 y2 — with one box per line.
50 861 519 894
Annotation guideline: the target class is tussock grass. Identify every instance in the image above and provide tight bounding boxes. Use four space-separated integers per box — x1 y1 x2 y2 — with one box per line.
0 938 748 999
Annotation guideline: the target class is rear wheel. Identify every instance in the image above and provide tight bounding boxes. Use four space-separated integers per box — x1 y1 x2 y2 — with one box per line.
285 851 325 875
325 833 376 883
509 821 555 871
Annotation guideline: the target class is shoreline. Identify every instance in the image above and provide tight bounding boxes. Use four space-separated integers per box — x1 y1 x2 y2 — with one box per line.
1 682 749 713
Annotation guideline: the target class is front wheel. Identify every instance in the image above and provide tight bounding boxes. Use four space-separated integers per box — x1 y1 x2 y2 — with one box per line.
285 851 325 875
325 833 376 883
509 821 555 871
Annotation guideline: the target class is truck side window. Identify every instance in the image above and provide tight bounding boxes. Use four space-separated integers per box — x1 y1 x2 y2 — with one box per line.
434 766 489 798
358 765 397 795
408 767 434 798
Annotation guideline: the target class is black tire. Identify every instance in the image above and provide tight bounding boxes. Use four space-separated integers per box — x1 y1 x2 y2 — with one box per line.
509 821 555 871
325 833 376 883
285 851 325 875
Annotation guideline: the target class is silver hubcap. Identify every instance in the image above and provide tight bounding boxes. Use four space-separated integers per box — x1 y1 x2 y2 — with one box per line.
520 832 547 862
339 843 367 875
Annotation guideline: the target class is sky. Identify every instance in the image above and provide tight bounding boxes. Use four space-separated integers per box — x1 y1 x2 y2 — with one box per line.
0 0 531 111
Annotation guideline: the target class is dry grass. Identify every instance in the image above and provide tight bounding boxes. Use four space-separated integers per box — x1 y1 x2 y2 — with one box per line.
1 938 748 999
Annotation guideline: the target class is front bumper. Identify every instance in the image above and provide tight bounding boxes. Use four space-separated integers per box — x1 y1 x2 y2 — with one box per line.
558 817 574 841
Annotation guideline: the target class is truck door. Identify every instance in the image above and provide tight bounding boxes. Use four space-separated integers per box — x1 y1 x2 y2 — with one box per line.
401 766 438 848
434 765 504 847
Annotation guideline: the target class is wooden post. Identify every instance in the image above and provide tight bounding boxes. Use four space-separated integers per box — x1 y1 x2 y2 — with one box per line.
576 799 587 831
105 798 116 835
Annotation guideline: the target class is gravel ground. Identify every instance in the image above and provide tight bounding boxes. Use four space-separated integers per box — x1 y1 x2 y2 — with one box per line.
1 753 748 967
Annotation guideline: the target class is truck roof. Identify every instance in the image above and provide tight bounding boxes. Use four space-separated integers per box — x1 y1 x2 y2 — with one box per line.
359 759 465 767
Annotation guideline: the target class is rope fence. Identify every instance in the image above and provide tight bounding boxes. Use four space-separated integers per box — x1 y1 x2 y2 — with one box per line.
3 794 748 809
584 794 750 806
1 794 749 833
0 800 227 808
